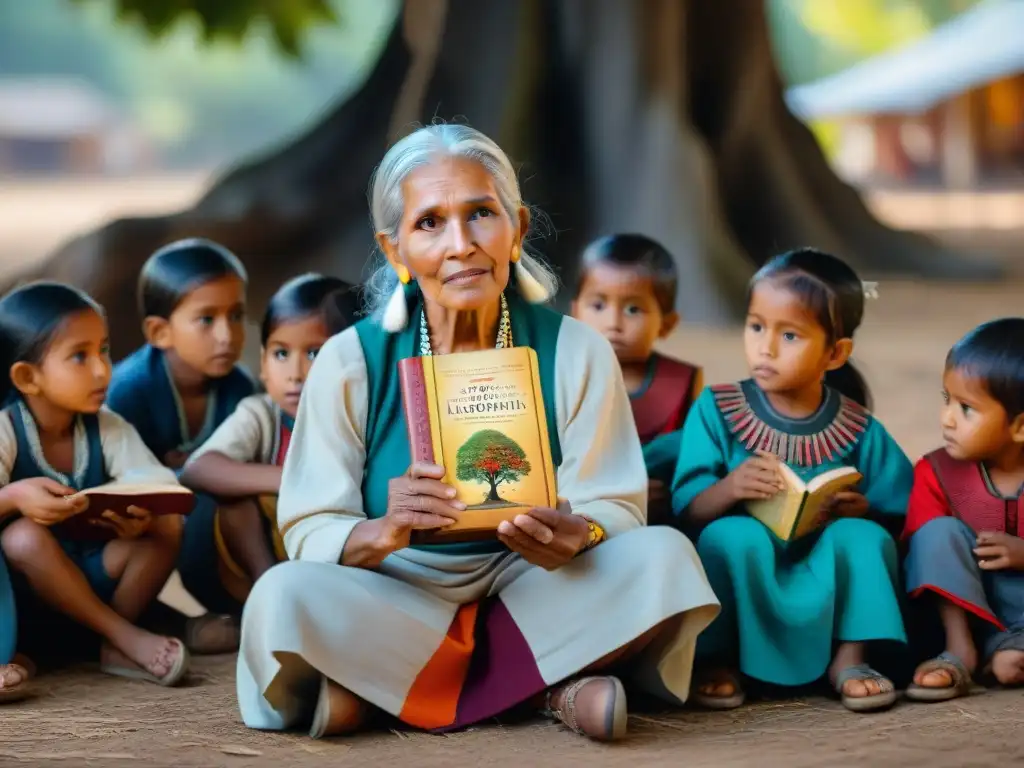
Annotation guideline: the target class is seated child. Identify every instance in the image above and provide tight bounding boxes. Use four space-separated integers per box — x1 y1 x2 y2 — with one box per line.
179 274 358 610
0 282 188 686
904 318 1024 700
572 234 702 523
106 238 255 653
672 248 913 713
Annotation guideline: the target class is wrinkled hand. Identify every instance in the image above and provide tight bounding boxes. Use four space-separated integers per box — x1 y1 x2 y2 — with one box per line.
89 505 152 540
725 451 785 502
3 478 88 526
821 490 870 521
497 500 588 571
380 462 464 553
974 531 1024 571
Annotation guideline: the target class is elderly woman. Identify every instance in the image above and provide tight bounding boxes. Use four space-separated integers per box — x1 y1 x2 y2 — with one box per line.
236 125 719 742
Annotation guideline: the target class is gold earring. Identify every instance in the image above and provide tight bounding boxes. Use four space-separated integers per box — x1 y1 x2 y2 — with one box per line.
396 265 410 284
510 245 520 264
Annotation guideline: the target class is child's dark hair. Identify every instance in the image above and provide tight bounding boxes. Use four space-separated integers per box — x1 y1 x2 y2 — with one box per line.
261 273 360 345
749 247 871 408
577 234 678 314
0 282 104 404
945 318 1024 418
139 238 248 319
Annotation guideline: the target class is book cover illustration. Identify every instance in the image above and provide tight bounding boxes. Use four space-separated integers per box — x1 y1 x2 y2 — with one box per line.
399 347 557 541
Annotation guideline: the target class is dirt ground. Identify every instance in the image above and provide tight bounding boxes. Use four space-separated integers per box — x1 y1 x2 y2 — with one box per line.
0 177 1022 766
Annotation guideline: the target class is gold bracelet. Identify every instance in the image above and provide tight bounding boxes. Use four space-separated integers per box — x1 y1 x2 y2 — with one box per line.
581 517 606 551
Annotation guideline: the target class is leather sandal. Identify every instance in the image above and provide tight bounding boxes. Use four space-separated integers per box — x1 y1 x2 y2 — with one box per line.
309 677 368 739
543 675 628 742
833 663 897 712
184 613 240 655
0 662 34 704
905 651 973 702
691 668 746 710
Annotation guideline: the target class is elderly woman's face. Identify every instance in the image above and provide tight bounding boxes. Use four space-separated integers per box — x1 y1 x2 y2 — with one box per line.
381 156 527 312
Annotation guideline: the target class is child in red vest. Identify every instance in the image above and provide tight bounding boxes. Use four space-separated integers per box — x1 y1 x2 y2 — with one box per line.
904 318 1024 701
572 234 702 524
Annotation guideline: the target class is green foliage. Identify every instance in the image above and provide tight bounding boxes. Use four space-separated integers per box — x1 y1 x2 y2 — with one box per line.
769 0 989 85
0 0 397 166
455 430 532 501
73 0 340 57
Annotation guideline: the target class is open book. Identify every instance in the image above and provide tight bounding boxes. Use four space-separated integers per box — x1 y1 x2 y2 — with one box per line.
745 463 862 541
56 482 195 541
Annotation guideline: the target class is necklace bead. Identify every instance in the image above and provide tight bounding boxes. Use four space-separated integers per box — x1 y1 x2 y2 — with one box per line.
419 293 513 356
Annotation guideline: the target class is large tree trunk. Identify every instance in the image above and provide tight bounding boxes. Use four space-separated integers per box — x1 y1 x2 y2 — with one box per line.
9 0 999 362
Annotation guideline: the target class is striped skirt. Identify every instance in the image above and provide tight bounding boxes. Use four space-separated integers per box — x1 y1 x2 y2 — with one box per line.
236 526 719 732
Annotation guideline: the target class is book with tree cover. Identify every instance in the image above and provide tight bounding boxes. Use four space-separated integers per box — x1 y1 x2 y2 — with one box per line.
399 347 558 543
56 482 196 541
745 463 862 541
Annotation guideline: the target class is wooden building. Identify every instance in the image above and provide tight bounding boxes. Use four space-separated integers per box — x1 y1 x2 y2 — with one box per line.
786 0 1024 189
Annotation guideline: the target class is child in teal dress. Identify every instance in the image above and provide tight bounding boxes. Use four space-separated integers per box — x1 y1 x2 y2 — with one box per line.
572 234 702 524
106 239 254 654
672 248 913 713
0 282 188 686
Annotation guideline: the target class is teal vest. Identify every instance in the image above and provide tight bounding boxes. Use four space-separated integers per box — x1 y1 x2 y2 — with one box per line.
356 291 564 555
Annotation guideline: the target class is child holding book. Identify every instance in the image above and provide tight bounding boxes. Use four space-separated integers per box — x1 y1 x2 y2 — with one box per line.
903 318 1024 701
671 248 913 713
572 234 702 523
179 274 358 610
0 282 188 686
106 238 254 653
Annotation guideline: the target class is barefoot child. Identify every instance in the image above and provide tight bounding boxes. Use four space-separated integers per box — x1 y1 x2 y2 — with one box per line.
179 274 358 610
0 282 188 686
671 248 913 713
106 238 254 652
572 234 702 524
904 318 1024 700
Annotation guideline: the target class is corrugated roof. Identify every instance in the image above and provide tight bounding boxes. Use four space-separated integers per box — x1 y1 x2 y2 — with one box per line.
785 0 1024 119
0 77 119 138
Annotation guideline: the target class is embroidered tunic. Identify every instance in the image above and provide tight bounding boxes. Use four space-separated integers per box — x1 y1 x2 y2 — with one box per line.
671 380 913 686
178 394 293 613
237 292 720 733
631 354 702 485
903 451 1024 659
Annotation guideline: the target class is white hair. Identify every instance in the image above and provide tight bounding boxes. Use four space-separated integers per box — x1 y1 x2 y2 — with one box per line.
363 123 558 314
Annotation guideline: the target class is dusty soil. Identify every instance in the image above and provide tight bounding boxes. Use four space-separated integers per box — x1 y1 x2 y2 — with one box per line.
0 177 1022 766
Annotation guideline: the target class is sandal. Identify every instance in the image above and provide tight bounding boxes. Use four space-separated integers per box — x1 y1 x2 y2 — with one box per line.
309 676 369 739
185 613 240 655
100 638 190 687
833 664 897 712
543 675 628 742
905 651 973 702
0 661 34 704
691 669 746 710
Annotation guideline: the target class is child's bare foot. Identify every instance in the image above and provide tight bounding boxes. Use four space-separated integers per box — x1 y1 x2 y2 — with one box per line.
691 667 746 709
100 627 187 683
990 649 1024 686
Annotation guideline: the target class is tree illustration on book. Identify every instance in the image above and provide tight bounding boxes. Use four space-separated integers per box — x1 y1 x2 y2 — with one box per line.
455 429 533 508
